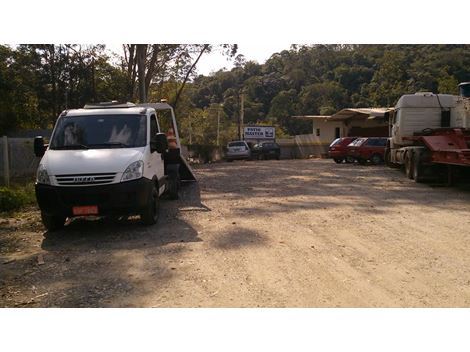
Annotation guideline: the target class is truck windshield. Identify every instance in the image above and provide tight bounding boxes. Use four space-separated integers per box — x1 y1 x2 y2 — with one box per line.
50 114 147 150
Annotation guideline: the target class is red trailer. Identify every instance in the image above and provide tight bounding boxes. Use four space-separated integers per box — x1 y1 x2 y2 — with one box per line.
394 128 470 184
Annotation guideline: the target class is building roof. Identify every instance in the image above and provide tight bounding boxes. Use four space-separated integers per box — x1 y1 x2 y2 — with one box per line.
291 115 331 120
292 108 394 122
329 107 394 121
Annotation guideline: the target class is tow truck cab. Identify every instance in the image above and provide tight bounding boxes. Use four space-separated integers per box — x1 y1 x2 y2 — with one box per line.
33 101 192 231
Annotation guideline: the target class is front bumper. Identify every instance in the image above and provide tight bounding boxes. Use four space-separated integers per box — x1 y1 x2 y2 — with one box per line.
328 150 347 158
35 178 154 217
225 152 251 160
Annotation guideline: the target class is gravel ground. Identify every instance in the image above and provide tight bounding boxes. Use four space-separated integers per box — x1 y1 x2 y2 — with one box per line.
1 159 470 307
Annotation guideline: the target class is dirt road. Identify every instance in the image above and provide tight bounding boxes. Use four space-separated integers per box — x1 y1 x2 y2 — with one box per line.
2 159 470 307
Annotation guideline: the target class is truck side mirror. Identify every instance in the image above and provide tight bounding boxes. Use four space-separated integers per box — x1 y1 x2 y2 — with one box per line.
151 133 168 154
34 136 46 157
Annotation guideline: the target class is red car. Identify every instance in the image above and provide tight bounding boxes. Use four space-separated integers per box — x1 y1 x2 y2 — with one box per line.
328 137 357 163
347 137 387 165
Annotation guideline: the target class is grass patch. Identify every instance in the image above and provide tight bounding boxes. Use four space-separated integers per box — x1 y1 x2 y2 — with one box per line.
0 183 36 212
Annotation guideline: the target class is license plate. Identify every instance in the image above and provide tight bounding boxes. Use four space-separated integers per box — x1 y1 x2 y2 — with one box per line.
72 205 98 216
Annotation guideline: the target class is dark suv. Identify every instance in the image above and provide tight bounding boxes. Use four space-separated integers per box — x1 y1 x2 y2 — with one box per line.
251 142 281 160
347 137 387 165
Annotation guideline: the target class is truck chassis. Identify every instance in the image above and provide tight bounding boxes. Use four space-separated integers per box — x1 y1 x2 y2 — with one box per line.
387 128 470 184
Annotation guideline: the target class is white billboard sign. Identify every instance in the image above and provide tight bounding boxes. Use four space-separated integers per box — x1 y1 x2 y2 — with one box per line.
244 126 275 140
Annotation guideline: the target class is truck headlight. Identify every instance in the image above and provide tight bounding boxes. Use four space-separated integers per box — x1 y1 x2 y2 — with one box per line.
36 165 51 185
121 160 144 182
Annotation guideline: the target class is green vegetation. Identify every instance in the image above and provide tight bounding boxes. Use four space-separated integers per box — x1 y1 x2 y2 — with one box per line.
1 44 469 143
0 183 36 212
188 45 470 135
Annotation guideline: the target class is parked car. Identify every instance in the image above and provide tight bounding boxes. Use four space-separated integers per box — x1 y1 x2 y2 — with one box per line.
328 137 357 163
347 137 387 165
251 141 281 160
225 140 251 161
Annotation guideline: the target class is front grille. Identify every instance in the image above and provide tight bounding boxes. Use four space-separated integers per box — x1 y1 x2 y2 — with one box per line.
60 192 110 206
55 173 117 186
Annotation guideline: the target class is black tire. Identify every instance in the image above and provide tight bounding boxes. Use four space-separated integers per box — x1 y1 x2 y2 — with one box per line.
41 212 66 232
405 152 414 179
370 153 383 165
345 156 355 163
167 172 180 200
384 147 392 166
140 183 160 225
413 153 424 183
357 158 367 165
333 158 343 164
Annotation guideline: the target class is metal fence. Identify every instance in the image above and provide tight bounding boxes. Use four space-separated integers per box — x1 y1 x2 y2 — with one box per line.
1 136 39 185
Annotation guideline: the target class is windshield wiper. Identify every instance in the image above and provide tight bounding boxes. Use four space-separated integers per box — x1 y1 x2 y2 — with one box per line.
87 142 130 148
52 144 89 150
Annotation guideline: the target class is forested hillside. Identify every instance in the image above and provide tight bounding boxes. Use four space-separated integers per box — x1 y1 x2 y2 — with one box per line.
1 44 469 142
188 45 470 136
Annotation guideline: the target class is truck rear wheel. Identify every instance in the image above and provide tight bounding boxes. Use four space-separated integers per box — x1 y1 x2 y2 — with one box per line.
413 153 424 183
405 152 414 179
41 212 66 232
141 184 160 225
333 158 343 164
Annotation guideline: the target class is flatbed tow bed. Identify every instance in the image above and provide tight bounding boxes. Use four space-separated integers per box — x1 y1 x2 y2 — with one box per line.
139 102 196 183
401 128 470 184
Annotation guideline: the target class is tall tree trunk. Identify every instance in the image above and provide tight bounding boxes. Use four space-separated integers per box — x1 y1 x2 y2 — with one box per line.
173 44 209 110
125 44 137 101
136 44 148 103
48 45 58 120
144 45 160 98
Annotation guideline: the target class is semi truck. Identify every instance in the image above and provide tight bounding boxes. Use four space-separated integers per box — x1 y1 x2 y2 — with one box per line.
33 101 196 231
385 82 470 184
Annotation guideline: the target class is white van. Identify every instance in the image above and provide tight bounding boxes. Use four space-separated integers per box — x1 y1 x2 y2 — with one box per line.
34 102 191 231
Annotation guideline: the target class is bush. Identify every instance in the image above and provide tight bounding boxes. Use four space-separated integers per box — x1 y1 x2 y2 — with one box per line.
0 183 36 212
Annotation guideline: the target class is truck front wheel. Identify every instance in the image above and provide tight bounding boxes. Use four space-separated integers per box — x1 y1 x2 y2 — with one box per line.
41 212 66 232
141 184 160 225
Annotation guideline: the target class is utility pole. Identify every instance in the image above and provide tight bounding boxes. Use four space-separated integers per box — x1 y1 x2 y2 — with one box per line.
189 113 192 145
217 104 223 147
239 90 244 140
91 57 96 102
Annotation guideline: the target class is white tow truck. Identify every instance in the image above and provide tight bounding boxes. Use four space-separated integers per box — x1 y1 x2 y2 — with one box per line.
34 101 195 231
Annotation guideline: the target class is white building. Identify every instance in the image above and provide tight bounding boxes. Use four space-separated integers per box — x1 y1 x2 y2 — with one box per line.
290 107 393 157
